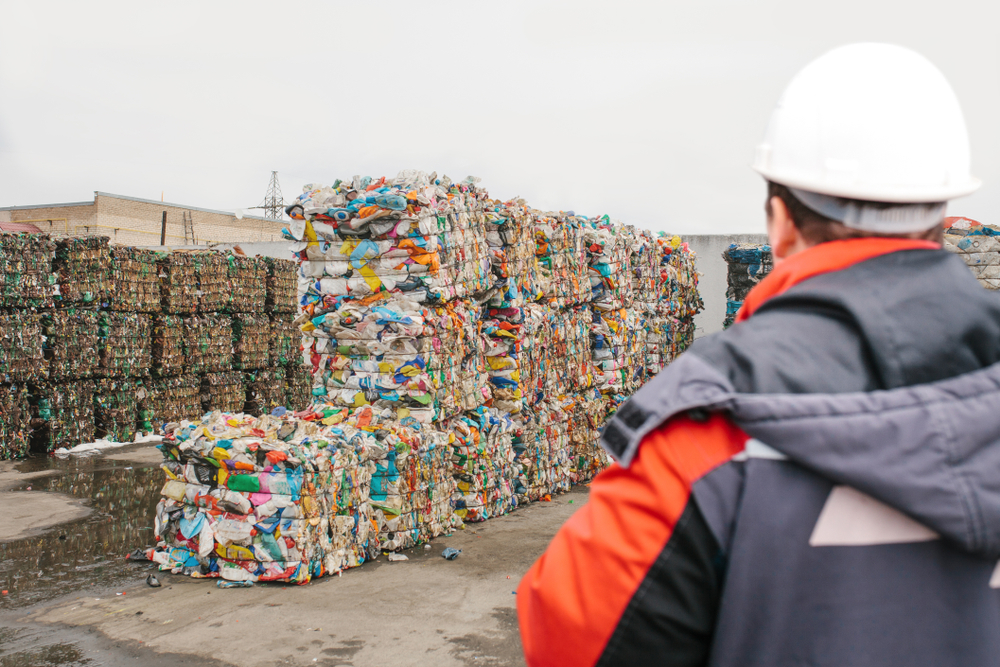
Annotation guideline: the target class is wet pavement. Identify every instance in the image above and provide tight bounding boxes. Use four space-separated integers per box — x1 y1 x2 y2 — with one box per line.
0 449 164 610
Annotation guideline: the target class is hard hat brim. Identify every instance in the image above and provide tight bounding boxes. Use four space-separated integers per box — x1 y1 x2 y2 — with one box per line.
753 164 981 204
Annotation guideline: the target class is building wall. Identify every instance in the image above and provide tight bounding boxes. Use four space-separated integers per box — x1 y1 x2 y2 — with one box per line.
9 203 96 236
5 194 284 246
684 234 769 338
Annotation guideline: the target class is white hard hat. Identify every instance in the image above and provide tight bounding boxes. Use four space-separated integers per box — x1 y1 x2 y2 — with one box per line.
754 43 979 208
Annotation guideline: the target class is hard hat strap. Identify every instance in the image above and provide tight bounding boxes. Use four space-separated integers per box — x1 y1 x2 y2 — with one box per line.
789 188 946 233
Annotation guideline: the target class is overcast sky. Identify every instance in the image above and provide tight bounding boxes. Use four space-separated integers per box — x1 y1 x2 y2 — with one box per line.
1 0 997 234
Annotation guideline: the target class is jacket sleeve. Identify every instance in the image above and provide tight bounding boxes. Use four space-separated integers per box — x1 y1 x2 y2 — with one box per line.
516 413 748 667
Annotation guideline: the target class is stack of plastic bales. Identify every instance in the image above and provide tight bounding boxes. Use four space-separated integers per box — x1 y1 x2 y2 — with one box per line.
944 218 1000 289
108 247 162 313
722 243 772 328
152 411 375 583
54 237 110 307
0 308 44 458
290 172 493 546
642 235 702 374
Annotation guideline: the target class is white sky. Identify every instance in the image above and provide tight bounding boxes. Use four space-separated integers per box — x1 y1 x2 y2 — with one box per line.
1 0 997 234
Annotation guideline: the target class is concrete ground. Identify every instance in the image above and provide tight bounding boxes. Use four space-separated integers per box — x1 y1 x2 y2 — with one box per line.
0 446 587 667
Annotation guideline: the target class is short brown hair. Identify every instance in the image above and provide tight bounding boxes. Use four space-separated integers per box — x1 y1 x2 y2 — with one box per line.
766 181 943 244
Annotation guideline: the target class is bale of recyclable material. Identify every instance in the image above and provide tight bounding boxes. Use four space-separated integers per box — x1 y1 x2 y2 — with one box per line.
0 311 46 384
98 312 151 378
944 219 1000 289
243 368 285 415
108 247 162 313
31 380 96 453
722 243 772 328
0 384 32 461
152 411 375 583
264 256 297 314
0 233 56 309
200 371 245 413
54 236 111 307
284 364 313 412
158 254 199 315
269 315 299 367
231 313 271 371
151 315 186 377
94 377 141 442
146 375 202 426
41 309 101 382
183 315 232 375
195 252 229 314
227 255 266 313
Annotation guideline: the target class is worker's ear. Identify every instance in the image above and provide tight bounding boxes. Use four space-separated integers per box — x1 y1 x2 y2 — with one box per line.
767 195 809 265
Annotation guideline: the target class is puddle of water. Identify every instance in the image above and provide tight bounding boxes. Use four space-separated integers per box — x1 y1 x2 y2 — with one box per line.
0 452 164 609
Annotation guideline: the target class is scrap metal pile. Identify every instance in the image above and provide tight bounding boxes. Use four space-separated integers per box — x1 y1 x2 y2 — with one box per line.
722 243 772 328
148 171 703 584
0 236 302 461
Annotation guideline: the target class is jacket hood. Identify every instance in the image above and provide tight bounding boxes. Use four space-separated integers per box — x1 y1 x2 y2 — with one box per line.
602 348 1000 559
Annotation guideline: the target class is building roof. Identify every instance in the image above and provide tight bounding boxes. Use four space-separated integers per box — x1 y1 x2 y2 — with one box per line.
0 221 43 233
0 192 271 222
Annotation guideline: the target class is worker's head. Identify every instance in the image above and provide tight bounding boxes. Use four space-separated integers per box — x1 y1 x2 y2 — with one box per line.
754 43 978 264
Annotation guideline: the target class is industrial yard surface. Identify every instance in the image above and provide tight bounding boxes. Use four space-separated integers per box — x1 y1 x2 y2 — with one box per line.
0 444 585 666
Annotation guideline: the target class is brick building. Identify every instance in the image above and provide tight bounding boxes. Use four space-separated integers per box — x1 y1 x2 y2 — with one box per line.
0 192 284 246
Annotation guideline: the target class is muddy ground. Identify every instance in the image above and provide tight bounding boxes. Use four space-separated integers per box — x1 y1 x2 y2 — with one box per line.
0 444 586 667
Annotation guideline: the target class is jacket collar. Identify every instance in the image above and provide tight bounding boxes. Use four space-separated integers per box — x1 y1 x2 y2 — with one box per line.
736 237 940 323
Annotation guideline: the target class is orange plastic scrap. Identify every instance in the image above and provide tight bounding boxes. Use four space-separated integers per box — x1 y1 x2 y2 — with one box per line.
397 238 441 273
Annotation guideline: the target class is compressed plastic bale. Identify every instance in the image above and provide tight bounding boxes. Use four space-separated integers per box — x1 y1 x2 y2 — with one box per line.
158 254 199 315
0 311 46 384
231 313 271 371
194 252 229 313
151 315 186 377
446 406 519 522
200 371 245 413
0 384 32 461
31 380 96 453
108 247 162 313
154 411 377 583
146 375 202 426
183 314 232 374
269 315 299 367
284 365 313 412
94 377 142 442
227 255 266 313
53 236 111 307
41 309 100 382
264 256 297 314
722 243 772 328
98 312 151 378
0 233 56 309
244 368 286 416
